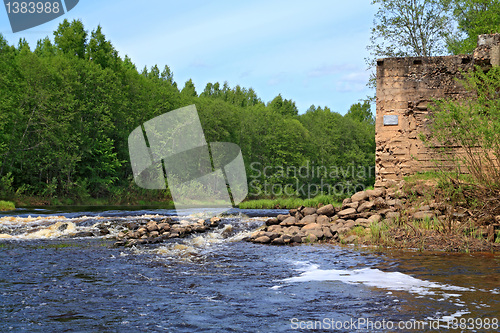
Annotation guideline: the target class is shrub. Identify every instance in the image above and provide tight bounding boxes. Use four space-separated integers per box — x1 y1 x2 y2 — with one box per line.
0 200 15 211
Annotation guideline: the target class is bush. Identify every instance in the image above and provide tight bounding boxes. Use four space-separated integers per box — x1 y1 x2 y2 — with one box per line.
0 200 15 211
427 66 500 192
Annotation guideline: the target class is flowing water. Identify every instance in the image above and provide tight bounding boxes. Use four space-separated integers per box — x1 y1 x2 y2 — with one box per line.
0 207 499 332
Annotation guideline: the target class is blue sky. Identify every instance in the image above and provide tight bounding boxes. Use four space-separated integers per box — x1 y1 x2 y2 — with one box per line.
0 0 377 114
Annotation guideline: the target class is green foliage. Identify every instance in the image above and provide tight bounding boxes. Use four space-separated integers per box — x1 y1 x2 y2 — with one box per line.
367 0 453 86
0 200 15 211
428 66 500 190
268 94 298 116
0 20 376 204
369 0 452 57
345 100 375 125
447 0 500 54
53 19 87 58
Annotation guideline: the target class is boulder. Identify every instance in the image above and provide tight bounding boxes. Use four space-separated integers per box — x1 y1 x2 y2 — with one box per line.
378 208 396 216
302 223 321 231
291 235 303 243
268 225 282 233
346 202 359 209
271 236 285 245
149 231 159 238
338 208 357 217
267 232 281 240
368 214 382 224
351 191 369 202
357 201 374 213
366 188 385 198
387 199 403 209
210 216 221 227
337 227 350 234
137 227 147 236
125 222 139 230
344 220 356 229
385 212 401 222
355 218 371 228
253 236 271 244
251 230 266 239
306 229 324 239
342 197 352 208
302 207 317 216
146 221 159 232
317 204 335 216
373 197 388 209
289 208 298 216
284 226 301 235
322 227 333 238
299 214 318 225
158 223 170 232
304 234 318 243
193 225 207 232
266 218 280 226
280 216 297 226
277 214 290 222
330 223 341 233
317 215 330 225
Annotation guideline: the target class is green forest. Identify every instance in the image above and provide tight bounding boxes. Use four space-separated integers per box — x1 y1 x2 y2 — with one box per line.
0 20 375 206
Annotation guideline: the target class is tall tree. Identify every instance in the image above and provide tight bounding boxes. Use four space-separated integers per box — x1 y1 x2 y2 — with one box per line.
53 19 88 59
366 0 453 86
447 0 500 54
180 79 197 98
269 94 298 116
86 25 118 69
345 100 375 125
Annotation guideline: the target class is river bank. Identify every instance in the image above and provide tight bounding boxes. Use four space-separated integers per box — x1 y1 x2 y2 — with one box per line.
246 179 500 253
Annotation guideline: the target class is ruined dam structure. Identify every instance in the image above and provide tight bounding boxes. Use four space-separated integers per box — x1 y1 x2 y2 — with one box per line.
375 34 500 188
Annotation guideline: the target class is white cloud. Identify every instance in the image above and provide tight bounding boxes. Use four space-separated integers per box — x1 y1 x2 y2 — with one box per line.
335 70 371 92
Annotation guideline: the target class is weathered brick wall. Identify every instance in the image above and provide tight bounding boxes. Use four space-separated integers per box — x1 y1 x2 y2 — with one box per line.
375 34 500 188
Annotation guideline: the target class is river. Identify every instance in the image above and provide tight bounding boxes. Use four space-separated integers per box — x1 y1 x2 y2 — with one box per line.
0 207 499 332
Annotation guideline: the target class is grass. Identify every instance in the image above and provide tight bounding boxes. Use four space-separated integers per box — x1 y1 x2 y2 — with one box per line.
0 200 15 211
238 194 341 209
412 216 442 231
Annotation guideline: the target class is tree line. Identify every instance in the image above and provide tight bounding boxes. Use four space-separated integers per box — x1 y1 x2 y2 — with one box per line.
0 20 375 204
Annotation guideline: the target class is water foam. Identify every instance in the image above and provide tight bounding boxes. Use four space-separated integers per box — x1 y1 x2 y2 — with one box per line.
276 262 473 296
0 213 171 240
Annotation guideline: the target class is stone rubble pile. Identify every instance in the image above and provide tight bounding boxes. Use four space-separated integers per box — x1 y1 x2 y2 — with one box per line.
114 216 221 247
247 188 394 245
247 180 500 245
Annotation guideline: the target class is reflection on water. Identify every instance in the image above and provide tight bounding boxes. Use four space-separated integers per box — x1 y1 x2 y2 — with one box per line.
0 208 498 332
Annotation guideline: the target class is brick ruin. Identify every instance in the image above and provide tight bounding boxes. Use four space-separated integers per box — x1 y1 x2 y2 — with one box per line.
375 34 500 188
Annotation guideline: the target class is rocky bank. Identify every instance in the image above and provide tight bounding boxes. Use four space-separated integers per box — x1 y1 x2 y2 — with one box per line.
246 182 500 249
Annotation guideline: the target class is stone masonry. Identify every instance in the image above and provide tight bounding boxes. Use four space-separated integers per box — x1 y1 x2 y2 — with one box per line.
375 34 500 188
